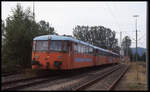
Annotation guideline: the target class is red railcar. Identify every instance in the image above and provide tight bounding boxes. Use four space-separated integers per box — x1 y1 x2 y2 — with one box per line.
32 35 120 70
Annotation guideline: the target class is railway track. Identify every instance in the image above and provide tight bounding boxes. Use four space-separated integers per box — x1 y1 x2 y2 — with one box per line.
2 75 50 90
2 64 125 91
2 69 82 91
37 64 123 91
2 72 20 77
71 64 129 91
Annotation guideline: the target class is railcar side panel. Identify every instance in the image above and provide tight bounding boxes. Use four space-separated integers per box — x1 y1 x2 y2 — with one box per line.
72 54 94 69
95 56 105 66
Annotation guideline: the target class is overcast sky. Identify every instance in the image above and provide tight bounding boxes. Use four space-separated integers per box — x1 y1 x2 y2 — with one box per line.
2 1 147 48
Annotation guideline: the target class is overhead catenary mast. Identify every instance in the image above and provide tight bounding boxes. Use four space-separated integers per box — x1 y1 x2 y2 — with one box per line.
133 14 139 80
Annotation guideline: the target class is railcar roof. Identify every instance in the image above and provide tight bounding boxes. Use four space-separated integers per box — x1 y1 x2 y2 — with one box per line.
33 35 118 55
34 35 93 47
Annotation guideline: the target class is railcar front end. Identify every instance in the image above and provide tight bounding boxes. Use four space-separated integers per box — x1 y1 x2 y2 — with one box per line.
32 39 70 70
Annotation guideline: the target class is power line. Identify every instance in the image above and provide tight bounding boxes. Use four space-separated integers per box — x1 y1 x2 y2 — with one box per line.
137 32 146 41
105 3 123 50
105 3 121 32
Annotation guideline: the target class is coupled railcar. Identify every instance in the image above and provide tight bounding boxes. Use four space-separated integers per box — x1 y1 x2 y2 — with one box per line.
32 35 120 70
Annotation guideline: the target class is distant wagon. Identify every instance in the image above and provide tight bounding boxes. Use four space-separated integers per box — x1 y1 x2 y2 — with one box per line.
32 35 120 70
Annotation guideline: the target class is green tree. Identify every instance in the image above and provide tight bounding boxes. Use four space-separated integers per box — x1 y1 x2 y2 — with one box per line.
1 19 5 41
121 36 131 57
2 20 5 46
2 4 57 72
38 20 56 35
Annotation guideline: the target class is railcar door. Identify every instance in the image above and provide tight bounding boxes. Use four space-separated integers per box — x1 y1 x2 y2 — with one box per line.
94 49 98 66
68 41 74 69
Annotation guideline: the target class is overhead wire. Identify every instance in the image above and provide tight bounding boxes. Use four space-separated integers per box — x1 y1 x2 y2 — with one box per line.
104 3 122 46
104 3 146 48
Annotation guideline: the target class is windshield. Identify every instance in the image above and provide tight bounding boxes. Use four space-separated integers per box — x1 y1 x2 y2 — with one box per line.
36 40 48 51
50 41 62 51
50 40 68 51
33 40 68 52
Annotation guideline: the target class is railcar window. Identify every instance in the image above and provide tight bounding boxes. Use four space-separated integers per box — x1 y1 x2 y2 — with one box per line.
86 46 89 54
82 45 84 53
80 45 83 53
87 46 89 54
74 43 78 53
32 40 36 51
81 45 83 53
110 53 112 57
63 41 68 51
97 50 100 56
80 44 82 53
83 45 85 54
104 52 107 56
74 43 94 54
50 41 62 51
85 46 87 54
36 41 48 51
95 50 98 56
101 51 104 56
78 44 80 53
84 46 87 54
108 53 110 57
89 47 93 54
82 45 85 53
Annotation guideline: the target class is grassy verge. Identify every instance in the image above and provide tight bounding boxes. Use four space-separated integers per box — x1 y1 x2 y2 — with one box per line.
114 61 147 90
126 61 147 90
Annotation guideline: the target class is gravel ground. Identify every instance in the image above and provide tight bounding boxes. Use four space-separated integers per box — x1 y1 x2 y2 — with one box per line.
2 73 29 83
20 72 90 90
2 64 118 91
113 62 147 91
20 64 121 91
